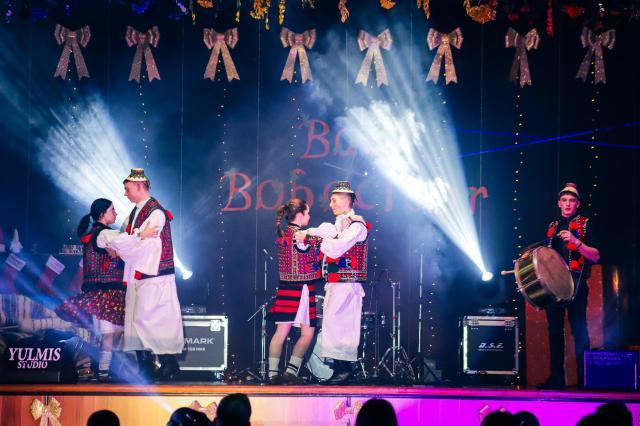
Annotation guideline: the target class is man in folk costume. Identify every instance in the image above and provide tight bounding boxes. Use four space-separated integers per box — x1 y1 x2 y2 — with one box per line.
539 182 600 389
296 181 370 384
99 168 184 382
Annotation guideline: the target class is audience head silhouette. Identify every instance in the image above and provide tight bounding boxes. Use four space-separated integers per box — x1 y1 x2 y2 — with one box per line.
355 398 398 426
87 410 120 426
167 407 211 426
214 393 251 426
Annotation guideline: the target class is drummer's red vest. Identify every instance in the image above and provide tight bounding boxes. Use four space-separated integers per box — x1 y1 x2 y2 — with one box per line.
546 215 591 276
277 226 322 282
324 222 369 283
127 198 175 277
80 223 124 285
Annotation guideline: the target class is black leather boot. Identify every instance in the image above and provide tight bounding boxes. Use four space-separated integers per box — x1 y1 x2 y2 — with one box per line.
325 360 352 385
135 350 156 383
156 354 180 382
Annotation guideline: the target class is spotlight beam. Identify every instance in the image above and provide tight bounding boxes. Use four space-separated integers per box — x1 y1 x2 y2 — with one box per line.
312 24 491 276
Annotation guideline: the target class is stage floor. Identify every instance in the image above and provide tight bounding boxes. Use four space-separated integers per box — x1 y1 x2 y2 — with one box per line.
1 384 639 426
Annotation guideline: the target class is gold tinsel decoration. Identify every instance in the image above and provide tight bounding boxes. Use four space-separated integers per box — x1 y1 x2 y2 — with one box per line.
236 0 241 22
250 0 271 29
338 0 349 23
197 0 214 7
380 0 396 9
463 0 498 24
278 0 285 25
417 0 430 18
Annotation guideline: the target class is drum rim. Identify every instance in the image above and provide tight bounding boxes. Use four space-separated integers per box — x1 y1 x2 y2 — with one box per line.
532 247 573 300
515 246 573 308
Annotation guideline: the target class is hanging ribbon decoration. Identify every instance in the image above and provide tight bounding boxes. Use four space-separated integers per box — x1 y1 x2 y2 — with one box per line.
280 28 316 83
333 399 363 422
355 29 393 87
203 28 240 82
426 28 463 85
126 26 161 83
53 24 91 80
29 397 62 426
576 27 615 85
505 27 540 87
189 400 218 422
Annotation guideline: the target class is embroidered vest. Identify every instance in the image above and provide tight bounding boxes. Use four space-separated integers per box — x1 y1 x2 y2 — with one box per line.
127 197 175 277
82 223 124 285
325 222 369 283
546 215 591 277
277 226 322 282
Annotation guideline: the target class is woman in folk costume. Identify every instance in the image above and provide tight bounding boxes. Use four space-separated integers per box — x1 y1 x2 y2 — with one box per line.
56 198 156 381
267 198 334 384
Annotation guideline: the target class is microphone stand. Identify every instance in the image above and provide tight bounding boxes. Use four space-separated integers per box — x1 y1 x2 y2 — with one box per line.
239 249 275 383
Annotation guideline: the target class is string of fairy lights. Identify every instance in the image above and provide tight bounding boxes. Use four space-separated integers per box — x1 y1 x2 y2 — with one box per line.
211 50 233 372
64 64 80 245
510 87 526 382
424 87 450 358
138 75 151 168
586 67 601 217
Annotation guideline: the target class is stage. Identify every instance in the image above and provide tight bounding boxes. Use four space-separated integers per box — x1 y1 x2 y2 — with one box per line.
1 383 639 425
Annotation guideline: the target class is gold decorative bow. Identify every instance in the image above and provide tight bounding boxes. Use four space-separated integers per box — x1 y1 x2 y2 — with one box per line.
189 400 218 422
576 27 615 85
125 26 161 83
355 29 393 87
30 397 62 426
53 24 91 80
333 399 363 421
426 27 463 85
280 28 316 83
505 27 540 87
203 28 240 82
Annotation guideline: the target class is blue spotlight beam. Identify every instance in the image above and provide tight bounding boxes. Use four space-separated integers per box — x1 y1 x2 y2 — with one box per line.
460 120 640 158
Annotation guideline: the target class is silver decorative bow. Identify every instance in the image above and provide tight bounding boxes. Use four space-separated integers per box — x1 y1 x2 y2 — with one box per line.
53 24 91 80
576 27 615 85
355 29 393 87
203 28 240 82
505 27 540 87
426 28 463 85
280 28 316 83
125 26 161 83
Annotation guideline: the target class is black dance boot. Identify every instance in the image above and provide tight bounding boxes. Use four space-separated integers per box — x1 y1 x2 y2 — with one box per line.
135 350 156 383
326 360 352 385
156 354 180 382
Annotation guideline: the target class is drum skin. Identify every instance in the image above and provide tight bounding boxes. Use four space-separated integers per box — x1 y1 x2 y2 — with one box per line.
515 247 574 310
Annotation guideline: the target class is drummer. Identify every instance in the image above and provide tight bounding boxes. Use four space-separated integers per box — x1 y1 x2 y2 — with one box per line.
538 182 600 390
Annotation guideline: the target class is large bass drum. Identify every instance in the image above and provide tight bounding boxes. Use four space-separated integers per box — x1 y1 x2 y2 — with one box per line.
514 246 574 310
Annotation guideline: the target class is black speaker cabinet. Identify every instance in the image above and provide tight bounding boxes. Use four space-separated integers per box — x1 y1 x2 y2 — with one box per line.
462 316 519 375
179 315 228 372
